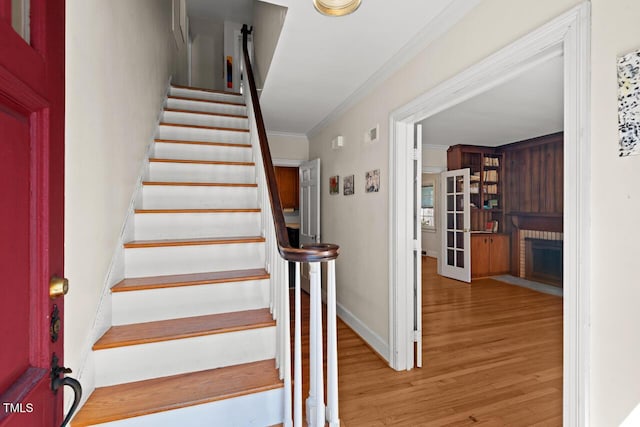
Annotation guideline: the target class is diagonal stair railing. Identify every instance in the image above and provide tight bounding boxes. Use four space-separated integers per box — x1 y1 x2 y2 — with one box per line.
241 24 340 427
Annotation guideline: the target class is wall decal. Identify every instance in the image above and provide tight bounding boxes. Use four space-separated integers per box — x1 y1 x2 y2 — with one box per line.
618 49 640 156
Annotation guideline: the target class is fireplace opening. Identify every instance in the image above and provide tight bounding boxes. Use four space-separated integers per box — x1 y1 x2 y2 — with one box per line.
525 238 563 287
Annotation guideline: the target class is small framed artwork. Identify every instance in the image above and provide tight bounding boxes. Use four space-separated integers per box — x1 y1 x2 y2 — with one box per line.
343 175 354 196
365 169 380 193
618 48 640 156
329 175 339 195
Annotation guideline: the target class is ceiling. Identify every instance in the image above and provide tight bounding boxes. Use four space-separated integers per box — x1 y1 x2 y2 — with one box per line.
184 1 562 141
419 55 564 148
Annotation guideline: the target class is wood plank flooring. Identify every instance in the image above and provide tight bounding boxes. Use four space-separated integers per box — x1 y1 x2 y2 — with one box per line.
304 256 562 426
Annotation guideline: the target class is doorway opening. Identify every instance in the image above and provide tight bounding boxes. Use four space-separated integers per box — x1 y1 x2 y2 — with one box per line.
388 4 590 425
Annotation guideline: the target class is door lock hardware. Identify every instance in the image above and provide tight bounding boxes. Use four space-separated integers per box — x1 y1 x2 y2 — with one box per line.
49 276 69 299
50 305 61 343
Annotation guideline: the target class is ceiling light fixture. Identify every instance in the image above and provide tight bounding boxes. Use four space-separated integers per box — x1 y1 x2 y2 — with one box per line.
313 0 361 17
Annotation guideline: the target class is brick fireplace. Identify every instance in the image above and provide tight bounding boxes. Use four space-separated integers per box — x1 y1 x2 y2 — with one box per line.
518 230 563 287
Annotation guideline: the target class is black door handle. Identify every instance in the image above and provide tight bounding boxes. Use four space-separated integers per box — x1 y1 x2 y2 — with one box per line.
50 354 83 427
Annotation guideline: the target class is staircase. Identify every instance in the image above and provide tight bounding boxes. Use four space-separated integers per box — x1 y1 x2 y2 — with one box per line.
73 85 286 426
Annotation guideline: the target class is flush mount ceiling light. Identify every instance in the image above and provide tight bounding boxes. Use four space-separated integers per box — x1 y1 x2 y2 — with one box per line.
313 0 361 16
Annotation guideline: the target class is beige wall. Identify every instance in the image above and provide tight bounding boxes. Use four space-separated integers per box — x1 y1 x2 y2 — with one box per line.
590 0 640 424
268 132 309 161
253 1 287 89
309 0 584 358
65 0 184 396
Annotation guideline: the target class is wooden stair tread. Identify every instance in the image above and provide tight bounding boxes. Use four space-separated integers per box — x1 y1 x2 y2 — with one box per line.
124 236 265 248
168 95 245 106
159 122 249 133
72 360 282 426
142 181 257 187
112 268 270 292
149 158 254 166
93 308 275 350
171 84 243 97
164 108 247 119
135 208 261 214
154 138 252 148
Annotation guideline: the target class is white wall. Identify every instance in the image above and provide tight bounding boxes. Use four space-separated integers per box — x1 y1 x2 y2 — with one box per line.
190 17 224 90
253 1 287 89
590 0 640 424
65 0 184 399
310 0 640 423
268 132 309 161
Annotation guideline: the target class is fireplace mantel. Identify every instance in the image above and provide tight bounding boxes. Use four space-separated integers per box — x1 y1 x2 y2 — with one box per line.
509 212 563 233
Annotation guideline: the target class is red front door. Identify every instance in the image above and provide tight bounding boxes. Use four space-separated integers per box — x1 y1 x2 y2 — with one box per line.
0 0 65 426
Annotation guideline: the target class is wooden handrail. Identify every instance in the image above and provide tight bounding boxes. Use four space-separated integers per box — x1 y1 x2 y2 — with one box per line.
241 25 339 263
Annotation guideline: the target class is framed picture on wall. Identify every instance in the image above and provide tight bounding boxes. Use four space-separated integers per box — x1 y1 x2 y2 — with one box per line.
329 175 339 195
365 169 380 193
344 175 354 196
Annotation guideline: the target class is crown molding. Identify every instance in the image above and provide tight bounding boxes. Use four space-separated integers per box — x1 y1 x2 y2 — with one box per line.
267 130 309 139
307 0 481 139
422 143 449 151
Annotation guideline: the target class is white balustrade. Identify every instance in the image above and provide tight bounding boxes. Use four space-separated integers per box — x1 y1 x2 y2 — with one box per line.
243 49 339 427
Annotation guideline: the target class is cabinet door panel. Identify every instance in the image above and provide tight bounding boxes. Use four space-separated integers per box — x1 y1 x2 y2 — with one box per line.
471 235 490 278
489 234 510 274
274 166 299 209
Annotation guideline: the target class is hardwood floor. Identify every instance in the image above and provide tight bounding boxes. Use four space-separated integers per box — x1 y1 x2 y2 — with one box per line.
301 256 562 426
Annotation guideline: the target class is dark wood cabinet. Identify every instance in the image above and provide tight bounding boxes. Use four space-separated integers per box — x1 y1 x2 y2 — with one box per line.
471 233 510 278
274 166 299 210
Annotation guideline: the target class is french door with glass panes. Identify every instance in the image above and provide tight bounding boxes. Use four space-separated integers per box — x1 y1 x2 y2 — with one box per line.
440 169 471 282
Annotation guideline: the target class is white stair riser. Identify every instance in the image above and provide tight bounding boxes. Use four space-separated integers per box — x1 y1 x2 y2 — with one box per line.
162 111 248 130
95 388 284 427
125 242 265 277
134 212 261 240
158 125 249 144
166 98 246 116
141 185 258 209
153 142 252 162
148 162 255 184
169 87 244 104
94 327 275 386
112 279 270 325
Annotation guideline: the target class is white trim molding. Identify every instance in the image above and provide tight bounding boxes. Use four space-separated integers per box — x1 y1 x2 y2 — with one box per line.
422 166 445 174
307 0 481 139
272 158 304 167
388 4 590 426
336 302 389 362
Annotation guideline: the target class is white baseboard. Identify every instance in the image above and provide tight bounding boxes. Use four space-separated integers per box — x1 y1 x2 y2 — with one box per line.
336 302 389 363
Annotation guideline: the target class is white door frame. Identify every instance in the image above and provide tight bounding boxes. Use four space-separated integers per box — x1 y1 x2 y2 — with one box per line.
388 4 590 426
